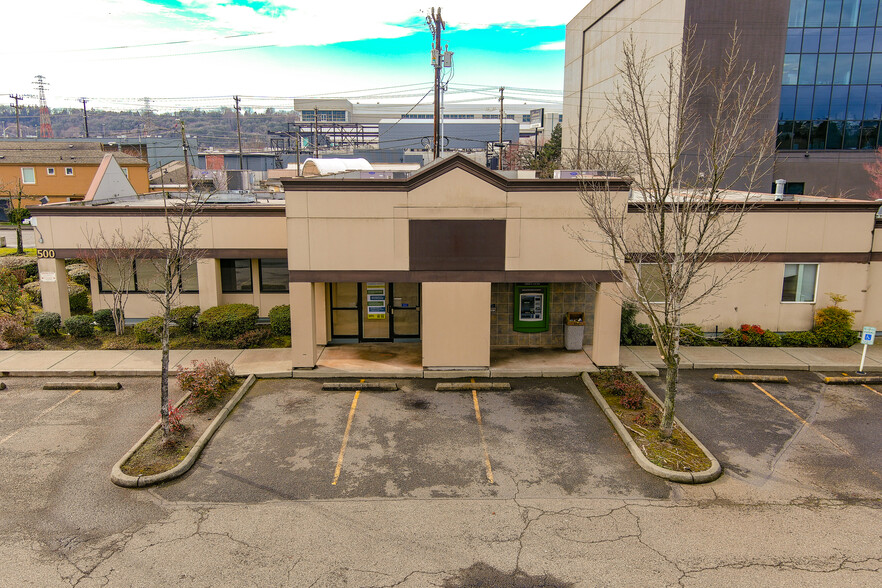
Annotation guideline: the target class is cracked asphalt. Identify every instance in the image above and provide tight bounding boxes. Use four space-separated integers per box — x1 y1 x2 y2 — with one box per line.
1 374 880 587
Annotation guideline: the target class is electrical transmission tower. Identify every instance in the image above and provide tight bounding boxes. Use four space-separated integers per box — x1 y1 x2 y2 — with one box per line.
33 75 54 138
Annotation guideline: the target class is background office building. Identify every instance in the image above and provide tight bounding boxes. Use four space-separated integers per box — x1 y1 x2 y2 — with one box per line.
564 0 882 199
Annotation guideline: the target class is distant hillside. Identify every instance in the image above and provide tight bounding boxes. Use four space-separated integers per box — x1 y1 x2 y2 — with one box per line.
0 106 300 151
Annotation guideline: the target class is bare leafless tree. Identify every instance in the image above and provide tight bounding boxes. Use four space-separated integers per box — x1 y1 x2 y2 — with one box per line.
0 179 31 255
141 190 208 438
573 29 774 437
80 227 150 335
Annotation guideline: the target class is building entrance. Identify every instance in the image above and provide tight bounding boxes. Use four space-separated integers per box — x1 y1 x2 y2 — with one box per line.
330 282 420 342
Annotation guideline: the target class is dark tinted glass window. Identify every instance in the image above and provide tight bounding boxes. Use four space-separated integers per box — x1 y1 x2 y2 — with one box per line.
258 259 289 293
220 259 253 293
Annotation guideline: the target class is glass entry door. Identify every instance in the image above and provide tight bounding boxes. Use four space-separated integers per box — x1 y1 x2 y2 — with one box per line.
392 282 420 338
361 282 391 341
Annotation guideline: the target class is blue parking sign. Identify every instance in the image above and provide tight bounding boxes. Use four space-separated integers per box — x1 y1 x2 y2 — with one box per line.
861 326 876 345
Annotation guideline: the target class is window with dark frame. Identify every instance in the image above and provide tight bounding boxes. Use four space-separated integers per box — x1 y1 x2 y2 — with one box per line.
258 259 289 292
220 259 253 293
97 259 199 294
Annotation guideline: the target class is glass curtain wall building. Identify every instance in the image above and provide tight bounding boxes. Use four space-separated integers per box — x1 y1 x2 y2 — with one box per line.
779 0 882 150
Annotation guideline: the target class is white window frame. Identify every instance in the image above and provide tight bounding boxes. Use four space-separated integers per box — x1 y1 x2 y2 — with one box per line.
64 167 74 176
46 167 55 176
781 263 819 303
21 167 36 184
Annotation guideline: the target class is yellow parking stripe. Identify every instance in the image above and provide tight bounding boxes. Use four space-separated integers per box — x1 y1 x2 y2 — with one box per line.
751 381 850 454
331 381 362 486
861 383 882 398
0 389 81 446
471 379 495 484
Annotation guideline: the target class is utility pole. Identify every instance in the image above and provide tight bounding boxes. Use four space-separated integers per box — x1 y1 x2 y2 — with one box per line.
180 120 191 193
498 86 505 170
234 95 244 170
313 106 320 159
79 98 90 138
9 94 22 138
295 126 302 176
426 7 445 160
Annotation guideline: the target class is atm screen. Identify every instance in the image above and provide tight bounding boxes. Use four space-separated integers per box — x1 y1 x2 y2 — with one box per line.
519 293 544 321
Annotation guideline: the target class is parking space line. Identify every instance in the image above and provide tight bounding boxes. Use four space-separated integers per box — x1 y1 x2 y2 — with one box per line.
861 384 882 398
471 379 495 485
750 381 849 454
331 381 362 486
0 389 81 446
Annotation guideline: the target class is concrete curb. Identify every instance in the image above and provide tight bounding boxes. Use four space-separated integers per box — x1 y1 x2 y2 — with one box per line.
823 375 882 384
435 382 511 391
322 382 399 391
581 372 722 484
44 381 122 390
712 374 790 383
111 374 257 488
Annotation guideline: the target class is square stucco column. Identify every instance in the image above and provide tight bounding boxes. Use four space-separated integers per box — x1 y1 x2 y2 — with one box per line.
290 282 319 368
37 257 70 319
422 282 491 369
196 258 221 310
589 282 621 367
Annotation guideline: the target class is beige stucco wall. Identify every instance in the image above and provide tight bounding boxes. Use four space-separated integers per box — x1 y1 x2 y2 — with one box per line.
286 168 616 272
563 0 687 162
422 282 491 368
628 209 882 332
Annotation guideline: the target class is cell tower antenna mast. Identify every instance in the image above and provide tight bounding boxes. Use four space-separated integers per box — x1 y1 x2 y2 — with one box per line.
33 75 53 139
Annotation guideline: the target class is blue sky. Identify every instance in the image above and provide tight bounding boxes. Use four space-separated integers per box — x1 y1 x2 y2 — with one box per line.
1 0 585 111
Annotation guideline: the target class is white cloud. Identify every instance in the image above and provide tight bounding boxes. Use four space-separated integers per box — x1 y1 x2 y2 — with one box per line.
532 41 565 51
0 0 580 105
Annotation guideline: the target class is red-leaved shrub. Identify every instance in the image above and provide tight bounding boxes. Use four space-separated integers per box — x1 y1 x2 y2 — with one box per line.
176 359 234 412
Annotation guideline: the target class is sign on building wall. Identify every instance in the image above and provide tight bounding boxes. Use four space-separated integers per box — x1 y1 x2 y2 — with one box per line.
366 283 387 319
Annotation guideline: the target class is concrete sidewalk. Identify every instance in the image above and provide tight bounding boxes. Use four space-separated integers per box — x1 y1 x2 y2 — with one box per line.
621 344 882 375
0 344 879 378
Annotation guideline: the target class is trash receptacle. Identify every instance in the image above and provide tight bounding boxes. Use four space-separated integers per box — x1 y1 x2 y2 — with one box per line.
565 312 585 351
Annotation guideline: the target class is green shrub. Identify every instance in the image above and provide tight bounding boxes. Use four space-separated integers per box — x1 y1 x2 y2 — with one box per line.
93 308 123 332
234 328 270 349
0 268 30 318
23 281 42 305
33 312 61 337
64 315 94 338
66 263 92 287
780 331 820 347
620 302 653 345
813 305 860 347
198 304 258 340
0 315 30 349
134 316 164 343
170 305 200 333
268 304 291 336
68 282 91 313
679 324 708 346
0 256 37 280
177 359 235 412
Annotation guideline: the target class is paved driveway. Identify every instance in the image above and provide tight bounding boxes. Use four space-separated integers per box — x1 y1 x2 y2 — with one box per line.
155 377 670 503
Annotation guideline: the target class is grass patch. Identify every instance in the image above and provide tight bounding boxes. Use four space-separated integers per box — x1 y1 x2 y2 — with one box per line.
591 369 711 473
120 377 242 477
0 247 37 257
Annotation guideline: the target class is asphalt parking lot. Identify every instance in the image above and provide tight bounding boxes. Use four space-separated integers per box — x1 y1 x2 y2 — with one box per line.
642 369 882 499
155 377 671 503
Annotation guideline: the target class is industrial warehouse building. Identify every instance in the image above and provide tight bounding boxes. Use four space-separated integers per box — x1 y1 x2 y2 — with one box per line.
30 153 882 370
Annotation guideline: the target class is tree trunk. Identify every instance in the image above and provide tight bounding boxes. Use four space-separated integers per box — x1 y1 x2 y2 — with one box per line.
15 223 23 255
660 356 679 439
159 311 171 438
